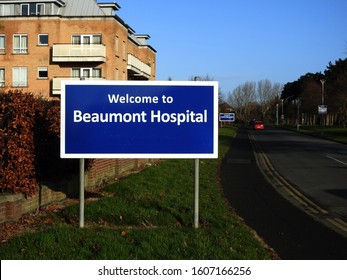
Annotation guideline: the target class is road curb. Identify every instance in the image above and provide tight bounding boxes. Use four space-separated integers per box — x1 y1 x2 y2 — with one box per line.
248 131 347 238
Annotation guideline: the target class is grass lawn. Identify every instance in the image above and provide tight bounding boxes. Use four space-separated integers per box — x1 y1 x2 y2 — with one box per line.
0 126 272 260
287 125 347 144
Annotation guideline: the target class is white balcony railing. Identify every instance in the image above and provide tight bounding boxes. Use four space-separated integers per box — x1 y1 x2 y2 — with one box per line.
52 44 106 62
52 77 105 95
127 54 151 79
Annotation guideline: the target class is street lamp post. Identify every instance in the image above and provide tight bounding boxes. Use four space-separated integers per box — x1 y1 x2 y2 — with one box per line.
296 99 301 130
320 79 326 105
320 79 326 136
281 99 284 124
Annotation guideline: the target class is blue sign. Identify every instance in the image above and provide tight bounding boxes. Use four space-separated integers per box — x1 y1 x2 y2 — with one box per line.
219 113 235 122
61 81 218 159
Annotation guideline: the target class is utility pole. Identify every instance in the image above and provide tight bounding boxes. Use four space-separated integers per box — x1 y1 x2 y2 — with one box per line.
320 79 326 136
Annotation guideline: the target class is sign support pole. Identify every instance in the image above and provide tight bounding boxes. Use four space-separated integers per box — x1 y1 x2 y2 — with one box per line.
194 158 199 228
79 158 85 228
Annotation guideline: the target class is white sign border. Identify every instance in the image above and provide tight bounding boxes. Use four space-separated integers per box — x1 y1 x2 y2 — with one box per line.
60 80 219 159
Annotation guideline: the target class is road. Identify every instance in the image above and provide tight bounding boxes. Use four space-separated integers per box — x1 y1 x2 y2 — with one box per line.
251 126 347 223
221 126 347 259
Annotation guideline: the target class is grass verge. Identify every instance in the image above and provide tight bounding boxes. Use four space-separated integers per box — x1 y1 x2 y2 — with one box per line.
0 126 272 260
285 125 347 144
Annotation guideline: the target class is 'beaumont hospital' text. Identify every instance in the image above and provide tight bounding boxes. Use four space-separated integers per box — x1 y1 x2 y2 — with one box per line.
73 109 208 126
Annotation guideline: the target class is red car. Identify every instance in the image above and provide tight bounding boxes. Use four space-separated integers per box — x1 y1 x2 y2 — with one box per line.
253 121 264 130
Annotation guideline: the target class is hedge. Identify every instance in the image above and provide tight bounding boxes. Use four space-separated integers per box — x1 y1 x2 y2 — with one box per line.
0 90 61 196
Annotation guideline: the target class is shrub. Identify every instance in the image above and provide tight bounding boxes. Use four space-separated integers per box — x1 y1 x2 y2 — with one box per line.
0 89 67 196
0 90 37 196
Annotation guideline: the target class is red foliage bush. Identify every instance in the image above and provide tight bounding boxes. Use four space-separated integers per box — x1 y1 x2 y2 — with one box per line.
0 90 61 196
0 90 37 196
0 89 157 199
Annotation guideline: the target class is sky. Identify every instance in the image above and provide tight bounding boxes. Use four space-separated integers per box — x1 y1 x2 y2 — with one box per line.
100 0 347 96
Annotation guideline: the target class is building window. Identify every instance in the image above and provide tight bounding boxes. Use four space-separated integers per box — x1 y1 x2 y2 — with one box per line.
21 3 45 15
93 35 102 44
0 35 5 54
72 35 102 45
36 4 44 15
72 68 80 78
0 68 5 87
13 34 28 54
93 68 101 78
12 67 27 87
38 34 48 45
71 35 80 45
72 68 102 79
38 67 48 79
21 4 29 15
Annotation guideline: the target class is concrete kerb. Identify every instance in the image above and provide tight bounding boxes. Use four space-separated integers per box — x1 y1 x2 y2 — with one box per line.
248 130 347 238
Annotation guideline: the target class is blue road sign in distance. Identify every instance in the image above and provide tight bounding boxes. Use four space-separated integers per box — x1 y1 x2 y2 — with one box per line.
219 113 235 122
61 80 218 159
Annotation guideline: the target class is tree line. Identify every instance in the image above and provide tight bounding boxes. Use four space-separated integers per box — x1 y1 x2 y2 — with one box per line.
226 79 283 123
225 58 347 126
280 58 347 126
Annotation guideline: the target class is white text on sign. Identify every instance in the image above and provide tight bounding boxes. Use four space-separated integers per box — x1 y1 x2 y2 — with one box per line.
73 110 207 126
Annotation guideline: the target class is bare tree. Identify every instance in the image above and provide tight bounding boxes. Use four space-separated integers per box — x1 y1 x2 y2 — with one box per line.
227 80 283 122
227 81 257 121
257 79 282 119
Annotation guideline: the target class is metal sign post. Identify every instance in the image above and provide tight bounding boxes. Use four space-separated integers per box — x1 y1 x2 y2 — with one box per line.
194 158 199 228
318 105 327 136
219 113 235 127
79 158 85 228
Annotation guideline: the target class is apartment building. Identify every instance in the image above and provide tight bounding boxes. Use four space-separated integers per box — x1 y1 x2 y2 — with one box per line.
0 0 157 193
0 0 156 97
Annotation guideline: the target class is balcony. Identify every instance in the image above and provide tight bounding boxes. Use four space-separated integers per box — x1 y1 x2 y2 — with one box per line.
127 54 151 80
52 44 106 62
52 77 105 95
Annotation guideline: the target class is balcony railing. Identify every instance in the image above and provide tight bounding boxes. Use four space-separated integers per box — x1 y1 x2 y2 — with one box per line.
52 77 105 95
127 54 151 79
52 44 106 62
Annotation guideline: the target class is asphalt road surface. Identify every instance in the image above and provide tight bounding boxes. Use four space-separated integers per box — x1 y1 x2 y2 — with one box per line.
221 126 347 259
250 126 347 221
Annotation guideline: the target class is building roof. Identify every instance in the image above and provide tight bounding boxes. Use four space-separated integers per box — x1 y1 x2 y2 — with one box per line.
0 0 65 5
61 0 105 17
0 0 121 17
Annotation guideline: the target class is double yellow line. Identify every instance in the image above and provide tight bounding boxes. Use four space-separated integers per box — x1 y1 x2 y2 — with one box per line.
249 131 347 238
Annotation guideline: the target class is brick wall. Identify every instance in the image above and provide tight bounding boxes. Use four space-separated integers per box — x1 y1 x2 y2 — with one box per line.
0 194 22 224
0 177 78 224
1 17 155 98
0 158 158 224
85 158 156 188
